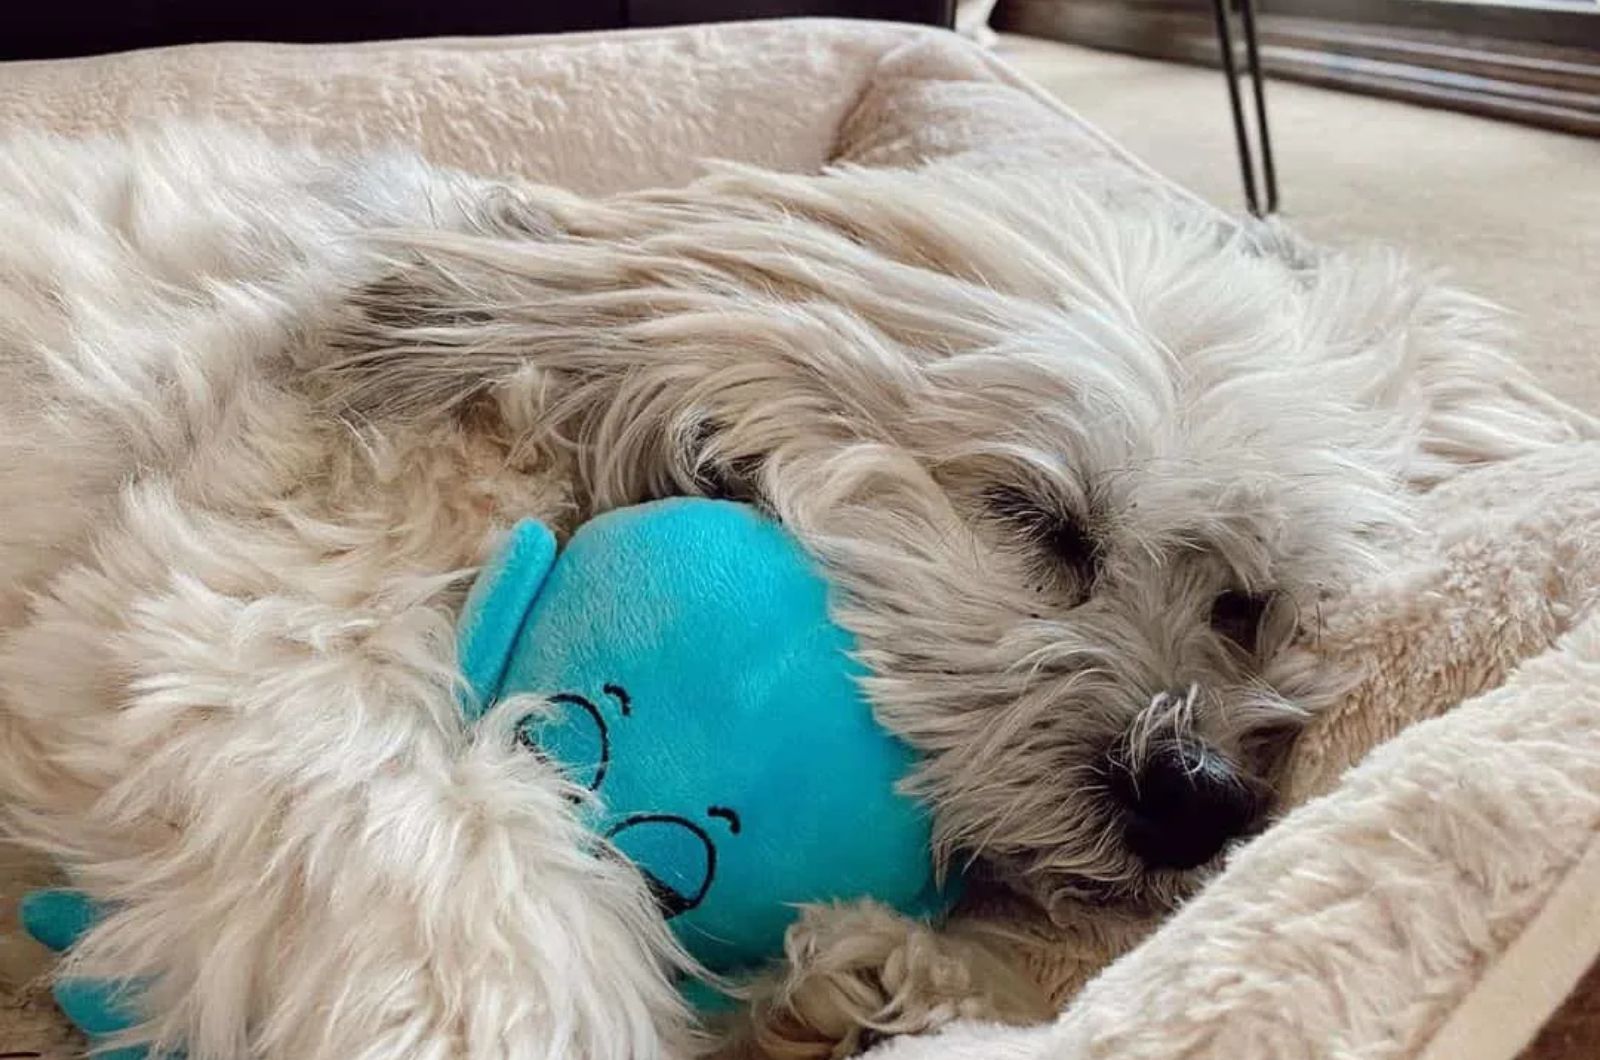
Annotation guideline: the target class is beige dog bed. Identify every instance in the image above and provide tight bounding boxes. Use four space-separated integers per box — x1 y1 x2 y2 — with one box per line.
1 18 1596 1060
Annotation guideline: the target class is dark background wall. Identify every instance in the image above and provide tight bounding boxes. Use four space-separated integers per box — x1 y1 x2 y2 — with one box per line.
5 0 954 61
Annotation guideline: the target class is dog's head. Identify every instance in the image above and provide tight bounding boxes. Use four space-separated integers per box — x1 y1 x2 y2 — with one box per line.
747 319 1400 912
335 167 1416 912
726 285 1412 912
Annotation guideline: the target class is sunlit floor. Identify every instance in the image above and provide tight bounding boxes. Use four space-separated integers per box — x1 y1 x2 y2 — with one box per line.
999 34 1600 411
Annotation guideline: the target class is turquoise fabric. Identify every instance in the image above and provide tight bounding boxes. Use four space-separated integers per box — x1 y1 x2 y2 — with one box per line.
19 888 158 1059
459 498 951 979
19 887 102 953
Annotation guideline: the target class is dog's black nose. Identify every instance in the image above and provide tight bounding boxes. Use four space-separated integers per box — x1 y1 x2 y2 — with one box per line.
1112 742 1262 871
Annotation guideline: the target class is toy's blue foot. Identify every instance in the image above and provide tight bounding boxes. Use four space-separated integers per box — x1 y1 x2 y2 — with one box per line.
53 977 143 1037
19 888 168 1058
19 887 102 953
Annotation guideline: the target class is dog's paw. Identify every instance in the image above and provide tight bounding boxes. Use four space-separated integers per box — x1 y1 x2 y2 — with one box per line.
738 901 1051 1059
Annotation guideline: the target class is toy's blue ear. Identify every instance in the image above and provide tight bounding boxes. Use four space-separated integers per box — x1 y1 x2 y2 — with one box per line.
457 520 558 717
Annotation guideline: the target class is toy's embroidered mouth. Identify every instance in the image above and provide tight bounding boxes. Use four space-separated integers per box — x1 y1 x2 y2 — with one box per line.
607 813 717 918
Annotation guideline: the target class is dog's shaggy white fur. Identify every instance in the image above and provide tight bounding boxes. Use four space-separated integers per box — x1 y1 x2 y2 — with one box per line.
0 127 1589 1060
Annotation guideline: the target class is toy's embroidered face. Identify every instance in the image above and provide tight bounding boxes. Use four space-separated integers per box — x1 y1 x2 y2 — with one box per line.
457 503 945 975
515 682 743 919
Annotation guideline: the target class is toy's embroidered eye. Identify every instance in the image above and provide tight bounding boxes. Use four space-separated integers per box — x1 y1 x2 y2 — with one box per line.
527 693 612 791
516 685 634 793
708 805 742 834
513 711 585 805
607 813 717 919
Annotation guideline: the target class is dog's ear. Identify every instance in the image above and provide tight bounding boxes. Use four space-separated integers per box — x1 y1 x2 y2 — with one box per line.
317 261 509 423
318 183 569 422
342 269 493 337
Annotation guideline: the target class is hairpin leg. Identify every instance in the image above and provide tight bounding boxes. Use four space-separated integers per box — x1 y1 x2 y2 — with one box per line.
1209 0 1279 217
1236 0 1279 214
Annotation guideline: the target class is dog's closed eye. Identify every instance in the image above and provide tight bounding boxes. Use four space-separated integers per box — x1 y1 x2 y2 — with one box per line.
683 418 764 503
1210 589 1274 652
986 486 1101 588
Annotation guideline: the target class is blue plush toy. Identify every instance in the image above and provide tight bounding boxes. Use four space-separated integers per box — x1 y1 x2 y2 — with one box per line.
458 497 951 981
21 498 951 1046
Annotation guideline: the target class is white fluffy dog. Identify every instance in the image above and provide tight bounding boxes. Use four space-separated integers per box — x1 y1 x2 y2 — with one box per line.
0 128 1587 1060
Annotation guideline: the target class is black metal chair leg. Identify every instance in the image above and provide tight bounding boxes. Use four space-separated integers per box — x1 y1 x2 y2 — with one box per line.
1209 0 1260 216
1236 0 1279 214
1209 0 1279 217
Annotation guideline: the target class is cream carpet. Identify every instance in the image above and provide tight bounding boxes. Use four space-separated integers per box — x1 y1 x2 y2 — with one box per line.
998 35 1600 413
